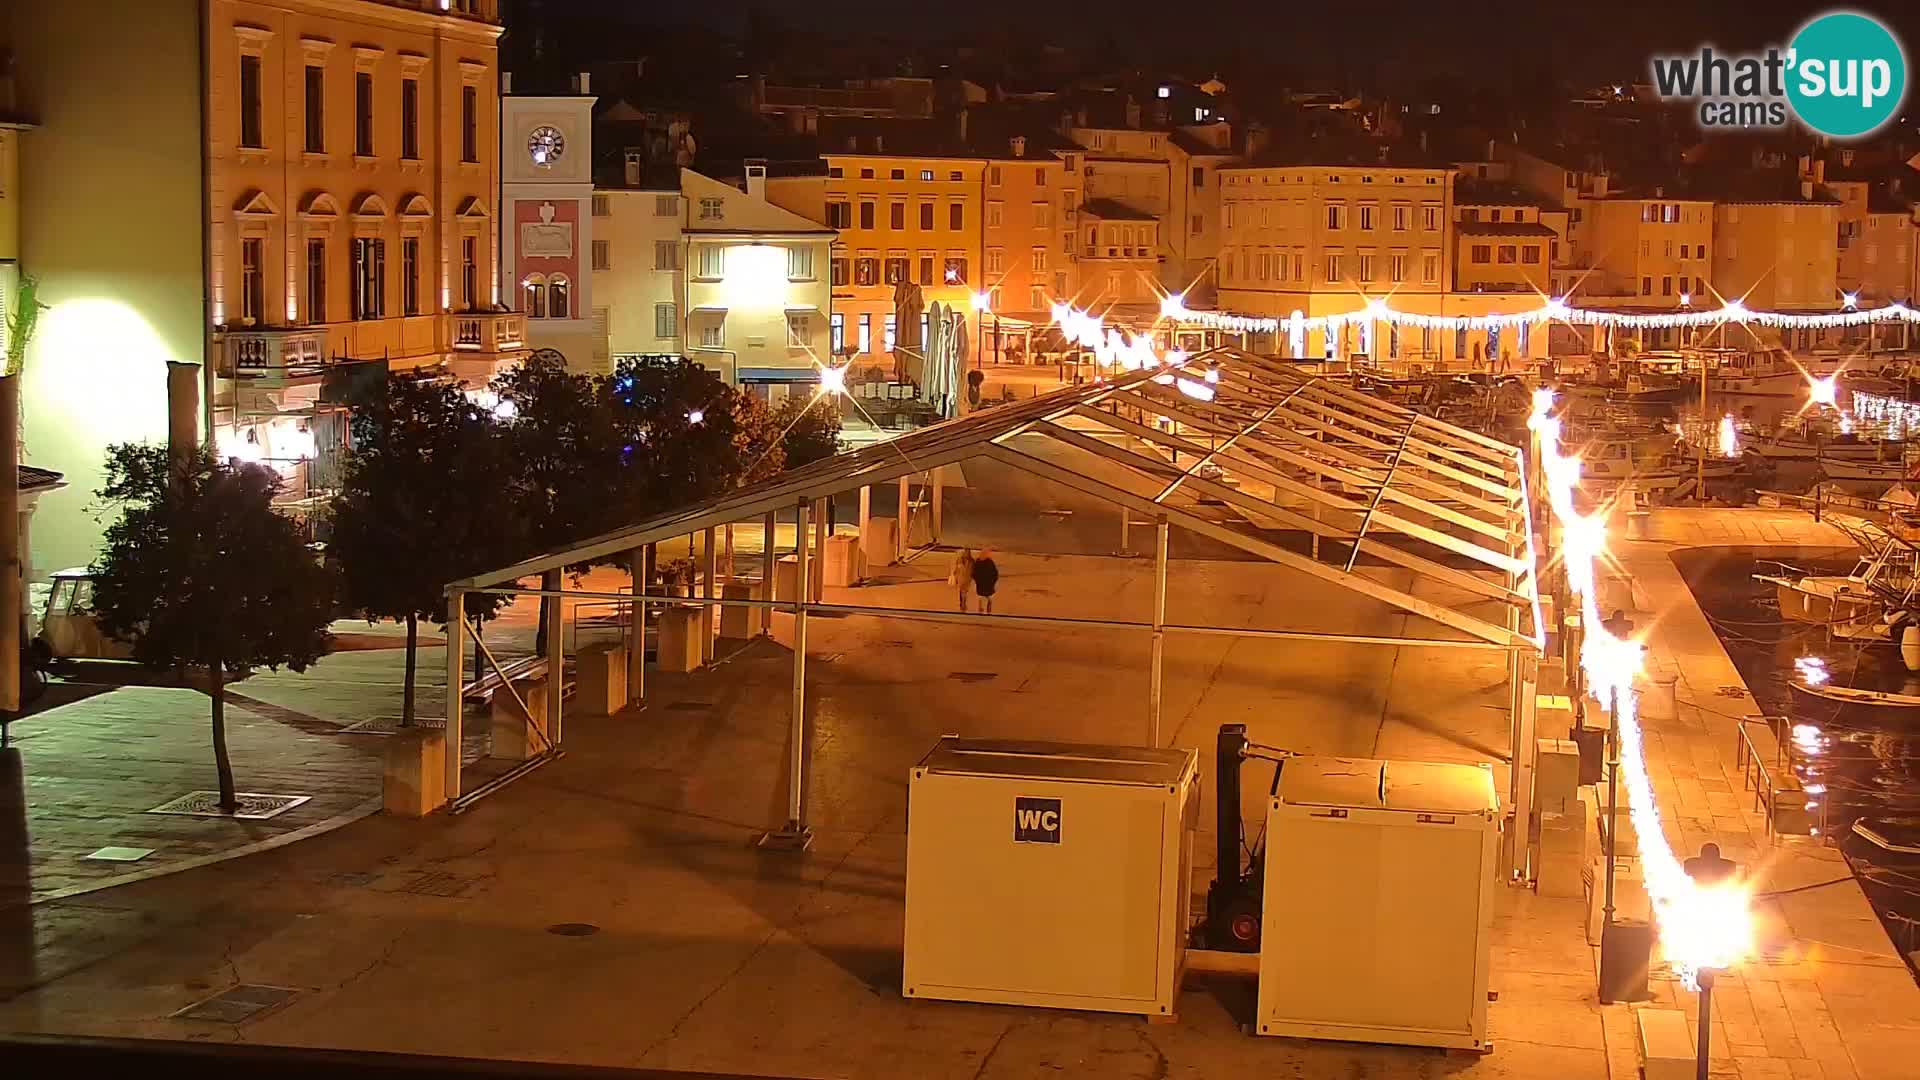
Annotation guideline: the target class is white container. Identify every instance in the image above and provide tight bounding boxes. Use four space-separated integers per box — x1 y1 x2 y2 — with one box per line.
1256 757 1499 1051
903 737 1199 1018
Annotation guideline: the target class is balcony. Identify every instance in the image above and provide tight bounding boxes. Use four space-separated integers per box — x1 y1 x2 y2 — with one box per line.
222 327 327 386
448 311 529 383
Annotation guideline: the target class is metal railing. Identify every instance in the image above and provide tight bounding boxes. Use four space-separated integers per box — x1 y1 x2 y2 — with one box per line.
1733 716 1825 839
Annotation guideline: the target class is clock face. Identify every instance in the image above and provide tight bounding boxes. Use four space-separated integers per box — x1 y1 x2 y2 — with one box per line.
528 125 566 167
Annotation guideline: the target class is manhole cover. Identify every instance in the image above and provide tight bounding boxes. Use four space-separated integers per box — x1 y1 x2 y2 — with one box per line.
547 922 600 937
147 792 312 820
173 984 303 1024
1716 685 1750 698
394 871 484 899
665 701 712 712
948 672 997 683
84 846 155 863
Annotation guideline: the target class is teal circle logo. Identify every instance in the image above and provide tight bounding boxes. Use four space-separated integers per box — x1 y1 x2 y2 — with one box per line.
1787 12 1907 138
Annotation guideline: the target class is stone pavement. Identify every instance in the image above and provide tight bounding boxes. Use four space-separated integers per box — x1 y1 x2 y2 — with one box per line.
1604 506 1920 1080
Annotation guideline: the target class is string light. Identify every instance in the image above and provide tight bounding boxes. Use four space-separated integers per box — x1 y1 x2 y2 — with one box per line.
1162 295 1918 335
1529 390 1753 988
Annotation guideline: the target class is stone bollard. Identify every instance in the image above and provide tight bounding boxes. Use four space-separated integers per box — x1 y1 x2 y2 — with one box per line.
775 555 801 603
1625 509 1651 540
489 678 548 761
383 726 447 816
821 534 864 588
861 517 900 568
577 642 627 716
1636 672 1678 722
655 605 704 673
719 580 770 641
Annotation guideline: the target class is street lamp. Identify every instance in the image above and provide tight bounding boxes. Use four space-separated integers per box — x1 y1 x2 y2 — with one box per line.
971 291 991 372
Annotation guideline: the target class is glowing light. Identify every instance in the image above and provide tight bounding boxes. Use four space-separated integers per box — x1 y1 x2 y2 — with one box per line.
1795 658 1830 688
1841 413 1854 435
1718 415 1739 458
1160 294 1920 336
1843 291 1859 310
718 244 791 309
687 409 705 425
1680 292 1692 307
1528 391 1755 987
971 291 992 313
818 364 847 395
1809 376 1838 408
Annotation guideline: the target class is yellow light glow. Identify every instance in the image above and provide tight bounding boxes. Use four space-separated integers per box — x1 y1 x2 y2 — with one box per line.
818 364 846 395
719 244 790 310
1718 415 1739 458
1809 376 1838 407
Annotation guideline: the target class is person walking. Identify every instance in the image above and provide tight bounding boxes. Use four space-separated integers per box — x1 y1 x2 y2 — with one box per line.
949 548 977 612
971 548 1001 615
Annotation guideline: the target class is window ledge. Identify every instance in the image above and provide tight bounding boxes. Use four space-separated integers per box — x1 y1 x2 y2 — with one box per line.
460 161 483 176
400 157 425 172
353 155 380 170
238 147 271 165
302 151 332 166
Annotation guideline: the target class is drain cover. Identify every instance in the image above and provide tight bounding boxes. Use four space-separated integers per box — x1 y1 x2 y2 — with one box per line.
85 846 155 863
342 716 407 735
948 671 998 683
147 792 312 820
173 984 303 1024
394 871 484 898
547 922 600 937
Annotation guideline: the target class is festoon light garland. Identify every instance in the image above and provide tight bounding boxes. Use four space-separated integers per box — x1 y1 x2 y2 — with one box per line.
1050 302 1216 401
1160 294 1920 335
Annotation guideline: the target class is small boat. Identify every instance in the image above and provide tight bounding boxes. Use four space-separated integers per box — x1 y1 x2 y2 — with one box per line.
1790 677 1920 716
1819 457 1913 485
1708 347 1816 397
1577 432 1740 488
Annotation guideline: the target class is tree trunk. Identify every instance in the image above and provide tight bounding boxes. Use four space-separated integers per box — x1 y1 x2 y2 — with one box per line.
210 662 237 812
533 595 550 656
401 612 417 727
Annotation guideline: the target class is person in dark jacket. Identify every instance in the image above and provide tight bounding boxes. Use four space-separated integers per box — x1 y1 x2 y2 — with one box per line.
970 548 1000 614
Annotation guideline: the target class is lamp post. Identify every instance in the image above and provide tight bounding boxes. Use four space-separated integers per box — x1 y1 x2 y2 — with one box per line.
971 290 991 373
1696 967 1719 1080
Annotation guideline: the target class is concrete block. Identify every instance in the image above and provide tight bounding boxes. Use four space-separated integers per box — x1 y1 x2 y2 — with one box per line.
1578 785 1601 865
1536 809 1586 897
655 605 705 673
577 643 627 716
821 534 863 588
382 726 446 816
1536 693 1575 741
775 555 801 603
1636 671 1679 722
1539 656 1568 697
1536 847 1585 898
1598 797 1639 857
719 580 770 640
862 516 900 567
489 678 549 761
1536 738 1580 812
1586 856 1648 945
1637 1008 1695 1080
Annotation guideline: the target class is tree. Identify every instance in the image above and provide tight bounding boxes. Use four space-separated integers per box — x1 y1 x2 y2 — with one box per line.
330 376 523 726
90 444 335 810
606 356 745 508
775 395 843 469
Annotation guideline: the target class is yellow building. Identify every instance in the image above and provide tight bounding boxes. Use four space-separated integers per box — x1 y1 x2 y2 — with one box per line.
1710 177 1840 319
1068 122 1235 305
1452 180 1554 296
6 0 511 575
765 123 1077 368
1830 167 1916 313
1580 196 1714 310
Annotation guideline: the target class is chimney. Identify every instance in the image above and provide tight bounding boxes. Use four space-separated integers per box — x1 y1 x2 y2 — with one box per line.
1813 159 1826 184
624 149 642 186
1125 96 1141 129
572 70 591 95
956 108 969 144
874 134 885 153
1009 135 1026 158
1801 178 1814 200
502 71 513 94
744 160 767 201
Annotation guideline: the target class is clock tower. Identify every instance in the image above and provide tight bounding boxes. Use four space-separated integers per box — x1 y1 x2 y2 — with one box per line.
501 75 599 370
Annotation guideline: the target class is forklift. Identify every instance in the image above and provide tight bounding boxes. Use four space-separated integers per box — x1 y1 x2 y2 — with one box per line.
1199 723 1295 952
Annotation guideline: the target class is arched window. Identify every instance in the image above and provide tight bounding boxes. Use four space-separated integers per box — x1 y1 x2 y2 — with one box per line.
549 274 571 319
522 274 547 318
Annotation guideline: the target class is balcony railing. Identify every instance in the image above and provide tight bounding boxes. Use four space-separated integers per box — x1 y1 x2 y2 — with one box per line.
452 311 528 354
222 327 327 383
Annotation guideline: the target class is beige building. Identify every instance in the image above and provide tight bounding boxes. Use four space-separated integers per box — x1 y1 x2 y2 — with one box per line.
5 0 512 575
1069 122 1234 304
1830 167 1917 318
502 86 599 369
593 181 685 359
1710 187 1840 318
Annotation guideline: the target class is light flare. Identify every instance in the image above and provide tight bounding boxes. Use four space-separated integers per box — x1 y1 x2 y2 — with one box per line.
1529 391 1755 987
1809 376 1838 408
1717 415 1739 459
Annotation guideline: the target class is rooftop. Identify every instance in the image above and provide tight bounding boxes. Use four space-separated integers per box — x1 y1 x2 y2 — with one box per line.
1455 178 1542 208
1457 221 1559 238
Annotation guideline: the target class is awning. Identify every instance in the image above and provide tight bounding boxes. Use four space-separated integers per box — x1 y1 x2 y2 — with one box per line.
737 367 822 383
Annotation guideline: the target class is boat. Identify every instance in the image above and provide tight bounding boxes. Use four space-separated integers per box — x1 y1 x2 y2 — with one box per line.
1758 514 1920 667
1818 457 1914 485
1575 430 1740 489
1571 353 1691 403
1707 347 1816 396
1790 677 1920 717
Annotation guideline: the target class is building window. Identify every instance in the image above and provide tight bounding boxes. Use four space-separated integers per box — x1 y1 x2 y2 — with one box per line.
461 86 478 162
655 194 678 217
695 245 725 280
859 202 875 229
654 302 677 339
1421 251 1439 284
655 240 680 271
920 169 934 181
1190 166 1206 190
699 197 724 221
1497 245 1516 264
1358 205 1375 230
788 246 815 280
1325 254 1342 281
306 238 327 323
944 257 967 284
304 66 326 153
1327 203 1346 230
830 312 845 352
890 168 905 180
591 194 610 217
987 202 1003 228
461 236 477 309
592 239 611 271
781 310 810 348
827 202 851 228
885 255 908 284
857 313 871 353
918 254 935 285
890 202 905 230
855 256 879 286
1031 247 1047 271
549 276 571 319
985 248 1004 275
401 236 421 315
860 168 874 180
1389 253 1406 282
949 171 962 181
353 238 386 320
1472 245 1491 264
240 237 264 323
700 317 724 349
1422 205 1440 231
989 166 1002 186
401 78 420 159
1641 276 1653 295
919 202 934 229
1054 271 1067 295
884 314 896 351
1357 253 1375 281
355 72 374 156
949 203 963 230
1191 214 1203 235
831 256 850 286
1033 202 1053 229
1522 245 1540 264
1661 276 1672 296
240 55 264 148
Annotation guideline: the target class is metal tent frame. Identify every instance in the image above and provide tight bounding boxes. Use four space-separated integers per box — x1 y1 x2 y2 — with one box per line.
447 347 1544 862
